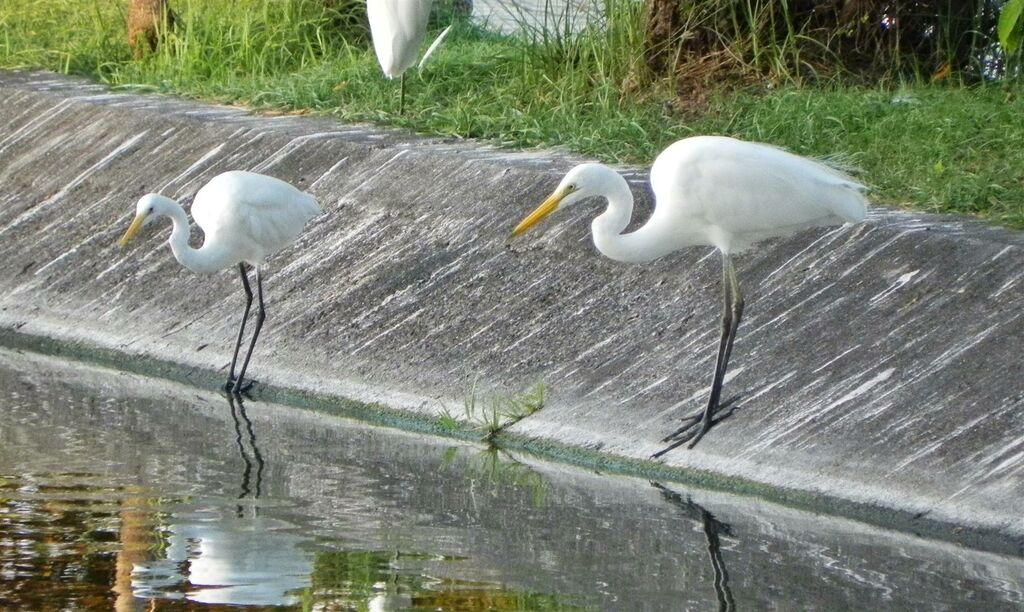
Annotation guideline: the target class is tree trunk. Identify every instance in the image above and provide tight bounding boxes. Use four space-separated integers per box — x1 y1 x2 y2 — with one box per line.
127 0 174 59
644 0 687 75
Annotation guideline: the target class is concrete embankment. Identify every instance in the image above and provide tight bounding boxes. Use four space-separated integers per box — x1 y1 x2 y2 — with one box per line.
0 71 1021 555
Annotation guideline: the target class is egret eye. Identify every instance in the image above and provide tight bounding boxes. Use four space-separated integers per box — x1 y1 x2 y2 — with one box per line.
147 207 154 214
567 183 577 192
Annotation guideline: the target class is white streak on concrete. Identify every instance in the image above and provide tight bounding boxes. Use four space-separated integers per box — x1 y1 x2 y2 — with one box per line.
838 234 903 279
310 157 350 191
744 283 836 338
4 131 148 232
993 274 1021 298
0 98 75 157
869 270 919 305
251 132 348 173
762 227 847 283
43 131 148 208
812 345 861 373
350 308 424 355
827 368 896 411
95 257 132 282
621 375 671 403
990 245 1014 261
33 247 81 276
162 143 227 192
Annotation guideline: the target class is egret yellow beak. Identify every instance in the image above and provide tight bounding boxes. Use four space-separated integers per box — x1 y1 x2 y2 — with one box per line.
510 187 568 238
118 213 147 247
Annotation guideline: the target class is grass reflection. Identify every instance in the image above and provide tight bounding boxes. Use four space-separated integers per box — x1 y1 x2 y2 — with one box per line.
440 446 549 507
301 548 584 611
0 473 173 610
0 469 580 611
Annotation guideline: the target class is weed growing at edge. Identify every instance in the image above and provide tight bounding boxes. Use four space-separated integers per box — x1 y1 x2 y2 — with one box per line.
438 380 547 441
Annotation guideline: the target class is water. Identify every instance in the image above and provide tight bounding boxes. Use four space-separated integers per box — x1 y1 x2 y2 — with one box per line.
472 0 600 34
0 349 1021 611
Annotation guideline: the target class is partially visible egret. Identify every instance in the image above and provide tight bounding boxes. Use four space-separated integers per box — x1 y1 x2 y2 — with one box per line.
367 0 452 113
118 171 321 395
511 136 868 454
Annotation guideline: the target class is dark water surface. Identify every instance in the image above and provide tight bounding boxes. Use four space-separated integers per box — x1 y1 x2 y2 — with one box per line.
0 350 1021 611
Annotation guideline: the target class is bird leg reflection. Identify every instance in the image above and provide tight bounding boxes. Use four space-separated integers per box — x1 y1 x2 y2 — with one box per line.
225 263 254 393
228 394 265 517
651 482 735 612
232 266 265 396
655 253 745 455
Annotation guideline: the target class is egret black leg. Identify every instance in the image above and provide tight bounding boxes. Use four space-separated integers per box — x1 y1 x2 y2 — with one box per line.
232 266 265 396
399 74 406 115
654 253 743 456
225 263 254 392
720 256 745 393
687 255 745 448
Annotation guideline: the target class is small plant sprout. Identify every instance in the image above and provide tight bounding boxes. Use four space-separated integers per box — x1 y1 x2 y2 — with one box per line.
436 378 547 442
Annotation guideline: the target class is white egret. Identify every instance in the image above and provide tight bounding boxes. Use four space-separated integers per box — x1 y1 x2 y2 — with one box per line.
511 136 868 454
367 0 452 113
118 170 322 395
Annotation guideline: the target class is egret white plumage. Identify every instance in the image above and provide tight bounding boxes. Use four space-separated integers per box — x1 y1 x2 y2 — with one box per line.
367 0 452 113
118 170 321 395
511 136 868 454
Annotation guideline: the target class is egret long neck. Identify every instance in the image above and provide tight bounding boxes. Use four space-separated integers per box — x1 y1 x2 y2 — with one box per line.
590 170 691 264
162 198 233 274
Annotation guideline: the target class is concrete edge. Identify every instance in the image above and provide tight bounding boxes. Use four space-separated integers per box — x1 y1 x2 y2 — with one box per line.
3 324 1020 558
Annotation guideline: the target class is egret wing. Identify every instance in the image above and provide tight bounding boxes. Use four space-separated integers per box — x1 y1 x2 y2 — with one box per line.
368 0 432 77
192 171 320 260
652 137 867 247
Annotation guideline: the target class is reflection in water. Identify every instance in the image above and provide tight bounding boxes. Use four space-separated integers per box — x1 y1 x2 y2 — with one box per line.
0 470 578 609
228 394 264 512
0 390 578 610
442 446 549 508
131 514 312 606
130 395 310 606
0 472 135 610
1 351 1022 610
652 482 736 612
305 549 580 610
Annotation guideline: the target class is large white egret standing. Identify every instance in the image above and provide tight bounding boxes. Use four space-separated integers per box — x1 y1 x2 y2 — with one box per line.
511 136 868 455
367 0 452 113
118 171 322 395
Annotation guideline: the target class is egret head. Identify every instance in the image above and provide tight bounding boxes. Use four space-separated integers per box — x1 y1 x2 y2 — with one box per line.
510 164 608 238
119 193 172 247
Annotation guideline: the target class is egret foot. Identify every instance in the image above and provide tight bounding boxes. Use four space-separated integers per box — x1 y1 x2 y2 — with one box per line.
651 395 741 459
224 376 256 398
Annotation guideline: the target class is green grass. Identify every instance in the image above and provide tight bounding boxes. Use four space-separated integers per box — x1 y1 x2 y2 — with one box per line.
1 0 1023 226
439 379 547 441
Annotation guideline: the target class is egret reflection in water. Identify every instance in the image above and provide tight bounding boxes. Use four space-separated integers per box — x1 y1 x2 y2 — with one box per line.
228 393 264 513
129 395 311 606
651 482 736 612
1 352 1021 610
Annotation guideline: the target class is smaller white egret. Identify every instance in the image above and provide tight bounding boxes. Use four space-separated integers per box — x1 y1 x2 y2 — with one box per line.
511 136 868 455
367 0 452 113
118 170 321 395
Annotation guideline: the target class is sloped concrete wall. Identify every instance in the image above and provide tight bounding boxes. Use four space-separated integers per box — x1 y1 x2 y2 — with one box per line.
0 71 1021 552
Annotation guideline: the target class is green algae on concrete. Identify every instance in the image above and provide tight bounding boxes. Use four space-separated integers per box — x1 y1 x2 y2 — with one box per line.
2 326 1020 558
